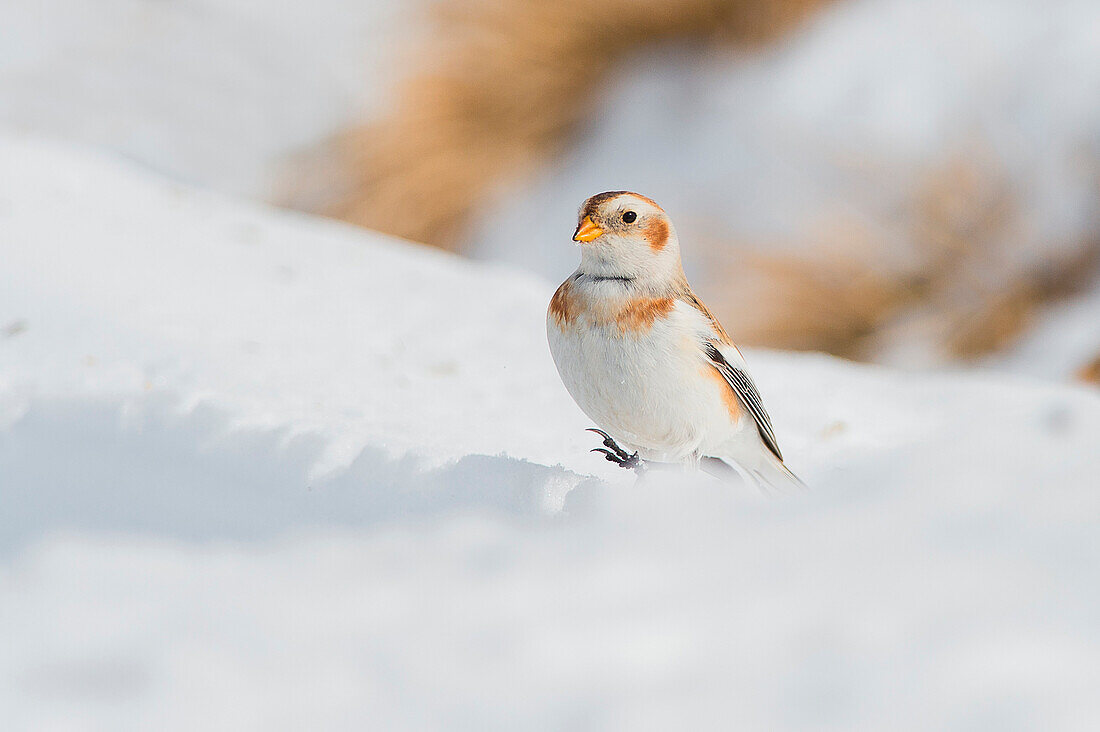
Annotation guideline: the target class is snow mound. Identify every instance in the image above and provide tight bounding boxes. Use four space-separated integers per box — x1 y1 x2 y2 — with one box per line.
2 132 1100 729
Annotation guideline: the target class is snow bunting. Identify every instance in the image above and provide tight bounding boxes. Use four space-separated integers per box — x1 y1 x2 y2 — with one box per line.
547 191 803 489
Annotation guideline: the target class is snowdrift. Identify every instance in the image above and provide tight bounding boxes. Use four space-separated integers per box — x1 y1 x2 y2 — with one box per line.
2 133 1099 730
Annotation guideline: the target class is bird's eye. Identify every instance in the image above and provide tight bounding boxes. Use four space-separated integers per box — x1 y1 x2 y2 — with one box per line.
622 211 637 224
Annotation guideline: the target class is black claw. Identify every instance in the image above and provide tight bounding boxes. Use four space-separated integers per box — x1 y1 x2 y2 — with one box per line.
586 428 630 460
585 428 615 443
591 447 620 463
586 429 644 471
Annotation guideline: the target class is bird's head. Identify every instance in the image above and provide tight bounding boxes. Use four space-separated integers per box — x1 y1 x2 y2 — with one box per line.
571 191 682 285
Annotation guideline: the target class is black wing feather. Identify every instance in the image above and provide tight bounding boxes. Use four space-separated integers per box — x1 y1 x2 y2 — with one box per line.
703 342 783 461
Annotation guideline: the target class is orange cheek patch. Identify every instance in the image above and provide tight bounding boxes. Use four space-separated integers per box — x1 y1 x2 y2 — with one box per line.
614 297 675 333
644 218 669 251
704 366 743 422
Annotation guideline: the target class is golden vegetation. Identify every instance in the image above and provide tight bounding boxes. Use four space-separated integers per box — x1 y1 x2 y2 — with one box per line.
326 0 825 249
1078 355 1100 386
707 158 1100 363
311 0 1099 369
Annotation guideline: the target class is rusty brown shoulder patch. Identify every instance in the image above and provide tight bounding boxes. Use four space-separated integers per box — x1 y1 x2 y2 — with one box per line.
682 289 733 345
614 296 675 333
703 365 744 422
548 280 578 327
644 217 670 251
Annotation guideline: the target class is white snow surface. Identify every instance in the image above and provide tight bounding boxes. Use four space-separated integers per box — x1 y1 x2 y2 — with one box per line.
3 132 1100 729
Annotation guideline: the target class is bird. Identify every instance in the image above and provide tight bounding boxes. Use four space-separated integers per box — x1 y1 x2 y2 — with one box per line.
546 191 804 490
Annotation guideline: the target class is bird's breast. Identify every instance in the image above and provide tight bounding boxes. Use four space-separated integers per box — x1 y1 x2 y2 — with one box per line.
548 279 676 335
546 286 740 459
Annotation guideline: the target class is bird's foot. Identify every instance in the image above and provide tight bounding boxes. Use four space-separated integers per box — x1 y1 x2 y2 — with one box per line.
586 428 644 471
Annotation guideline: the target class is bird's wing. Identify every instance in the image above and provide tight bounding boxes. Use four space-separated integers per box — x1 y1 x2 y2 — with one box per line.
702 341 783 461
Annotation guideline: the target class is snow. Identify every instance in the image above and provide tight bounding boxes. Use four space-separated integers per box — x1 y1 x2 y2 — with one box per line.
996 277 1100 379
3 132 1100 729
0 0 417 197
3 0 1100 724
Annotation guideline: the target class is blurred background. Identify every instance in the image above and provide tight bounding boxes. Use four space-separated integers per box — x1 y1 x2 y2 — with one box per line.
5 3 1100 728
4 0 1098 381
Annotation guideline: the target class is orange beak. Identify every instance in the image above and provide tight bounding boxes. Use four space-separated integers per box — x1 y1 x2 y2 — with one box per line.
572 216 604 243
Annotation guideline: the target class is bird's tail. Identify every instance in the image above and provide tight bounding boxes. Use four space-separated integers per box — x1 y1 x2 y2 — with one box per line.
749 456 807 492
704 455 806 492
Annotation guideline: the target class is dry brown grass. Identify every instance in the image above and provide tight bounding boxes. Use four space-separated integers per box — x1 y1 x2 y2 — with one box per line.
908 157 1099 360
706 247 915 359
702 156 1100 362
1078 354 1100 386
306 0 1100 367
941 245 1100 359
325 0 826 249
